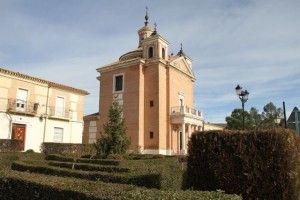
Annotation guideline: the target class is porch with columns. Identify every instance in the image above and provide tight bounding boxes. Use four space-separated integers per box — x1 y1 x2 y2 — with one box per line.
170 106 204 155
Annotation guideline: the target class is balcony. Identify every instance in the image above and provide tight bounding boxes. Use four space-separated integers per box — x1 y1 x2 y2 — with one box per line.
7 98 39 116
170 106 203 125
48 106 70 120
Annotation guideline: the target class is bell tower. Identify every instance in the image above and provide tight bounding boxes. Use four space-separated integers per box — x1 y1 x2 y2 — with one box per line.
137 8 169 60
138 7 153 47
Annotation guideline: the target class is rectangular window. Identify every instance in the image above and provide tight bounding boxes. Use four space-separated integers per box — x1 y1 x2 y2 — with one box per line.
150 131 154 139
114 75 123 92
150 100 154 107
16 88 28 112
55 96 65 117
53 127 63 143
88 121 97 144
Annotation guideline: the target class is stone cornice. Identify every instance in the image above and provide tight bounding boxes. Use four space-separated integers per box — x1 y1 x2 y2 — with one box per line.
97 58 146 73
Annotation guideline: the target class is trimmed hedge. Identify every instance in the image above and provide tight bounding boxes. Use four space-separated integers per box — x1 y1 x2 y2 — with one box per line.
0 139 22 152
41 142 95 157
45 154 120 166
186 129 300 199
48 161 130 173
11 161 160 188
0 170 241 200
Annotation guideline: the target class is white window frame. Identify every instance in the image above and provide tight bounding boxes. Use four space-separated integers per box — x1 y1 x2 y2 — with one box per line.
53 127 63 143
55 96 65 117
113 73 124 93
16 88 29 112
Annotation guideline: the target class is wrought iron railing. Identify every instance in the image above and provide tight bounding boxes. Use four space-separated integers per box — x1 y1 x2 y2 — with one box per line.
171 106 202 118
48 106 70 119
7 98 39 115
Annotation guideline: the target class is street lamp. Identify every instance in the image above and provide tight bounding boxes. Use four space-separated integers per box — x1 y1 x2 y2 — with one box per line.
235 84 249 130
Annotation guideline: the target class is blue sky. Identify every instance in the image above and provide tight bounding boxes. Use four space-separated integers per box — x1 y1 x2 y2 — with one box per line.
1 0 299 122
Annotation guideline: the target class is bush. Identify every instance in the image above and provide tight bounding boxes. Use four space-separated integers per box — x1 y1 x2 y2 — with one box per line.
48 161 130 173
186 129 300 199
45 154 121 166
107 154 123 160
25 149 35 153
127 154 165 160
11 161 161 188
0 170 241 200
41 143 95 157
0 139 22 152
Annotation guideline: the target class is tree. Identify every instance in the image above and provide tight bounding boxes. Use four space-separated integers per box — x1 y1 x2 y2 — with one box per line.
94 101 130 157
226 108 252 130
261 102 283 128
249 107 262 128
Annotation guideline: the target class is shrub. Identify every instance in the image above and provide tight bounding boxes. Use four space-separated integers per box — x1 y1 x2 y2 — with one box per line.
25 149 35 153
0 170 241 200
0 139 22 152
48 161 130 173
107 154 123 160
127 154 164 160
186 129 300 199
45 154 121 166
41 143 95 157
11 161 160 188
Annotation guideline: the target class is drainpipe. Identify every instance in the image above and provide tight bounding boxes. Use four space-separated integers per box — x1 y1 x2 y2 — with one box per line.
42 85 50 142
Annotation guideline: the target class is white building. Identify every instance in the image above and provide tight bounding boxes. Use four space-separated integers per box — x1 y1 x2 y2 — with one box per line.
0 67 89 152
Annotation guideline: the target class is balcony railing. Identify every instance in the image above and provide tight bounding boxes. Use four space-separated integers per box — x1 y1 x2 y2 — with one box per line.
48 106 70 119
7 98 39 115
171 106 202 118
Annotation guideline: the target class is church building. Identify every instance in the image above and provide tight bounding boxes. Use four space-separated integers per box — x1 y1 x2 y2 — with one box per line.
83 12 203 155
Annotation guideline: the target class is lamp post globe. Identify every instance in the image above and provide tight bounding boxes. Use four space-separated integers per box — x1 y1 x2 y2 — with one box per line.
235 85 249 130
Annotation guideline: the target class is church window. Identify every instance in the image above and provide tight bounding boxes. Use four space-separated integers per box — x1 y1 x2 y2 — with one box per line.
114 74 124 92
150 100 154 107
150 131 154 139
148 47 154 58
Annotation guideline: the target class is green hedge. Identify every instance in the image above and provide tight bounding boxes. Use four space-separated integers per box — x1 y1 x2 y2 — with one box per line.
0 170 241 200
186 129 300 199
48 161 130 173
0 139 23 152
45 154 120 166
11 161 160 188
41 142 95 157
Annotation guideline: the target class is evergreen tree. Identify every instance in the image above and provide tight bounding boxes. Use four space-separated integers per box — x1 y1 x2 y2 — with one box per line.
94 101 130 157
225 108 252 130
261 102 283 128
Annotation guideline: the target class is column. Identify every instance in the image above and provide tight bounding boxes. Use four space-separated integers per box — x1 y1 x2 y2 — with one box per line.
181 123 186 154
188 124 191 138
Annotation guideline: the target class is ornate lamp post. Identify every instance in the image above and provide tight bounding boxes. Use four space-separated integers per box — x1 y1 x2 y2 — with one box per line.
235 85 249 130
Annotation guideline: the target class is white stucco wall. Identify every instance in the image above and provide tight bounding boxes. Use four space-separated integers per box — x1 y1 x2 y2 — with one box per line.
0 113 83 152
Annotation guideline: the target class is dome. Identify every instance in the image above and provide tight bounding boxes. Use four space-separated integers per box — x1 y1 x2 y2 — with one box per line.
119 49 143 61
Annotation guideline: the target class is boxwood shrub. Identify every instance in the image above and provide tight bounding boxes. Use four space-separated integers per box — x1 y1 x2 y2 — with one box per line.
186 129 300 200
11 161 160 188
45 154 120 166
48 161 130 173
0 170 241 200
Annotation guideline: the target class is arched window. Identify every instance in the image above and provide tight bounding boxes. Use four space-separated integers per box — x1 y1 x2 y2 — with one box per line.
162 48 165 59
148 47 153 58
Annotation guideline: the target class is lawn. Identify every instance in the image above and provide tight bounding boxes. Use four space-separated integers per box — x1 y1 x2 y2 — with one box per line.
0 152 241 200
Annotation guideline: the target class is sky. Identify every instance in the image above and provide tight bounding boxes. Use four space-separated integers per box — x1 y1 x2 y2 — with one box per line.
1 0 299 122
